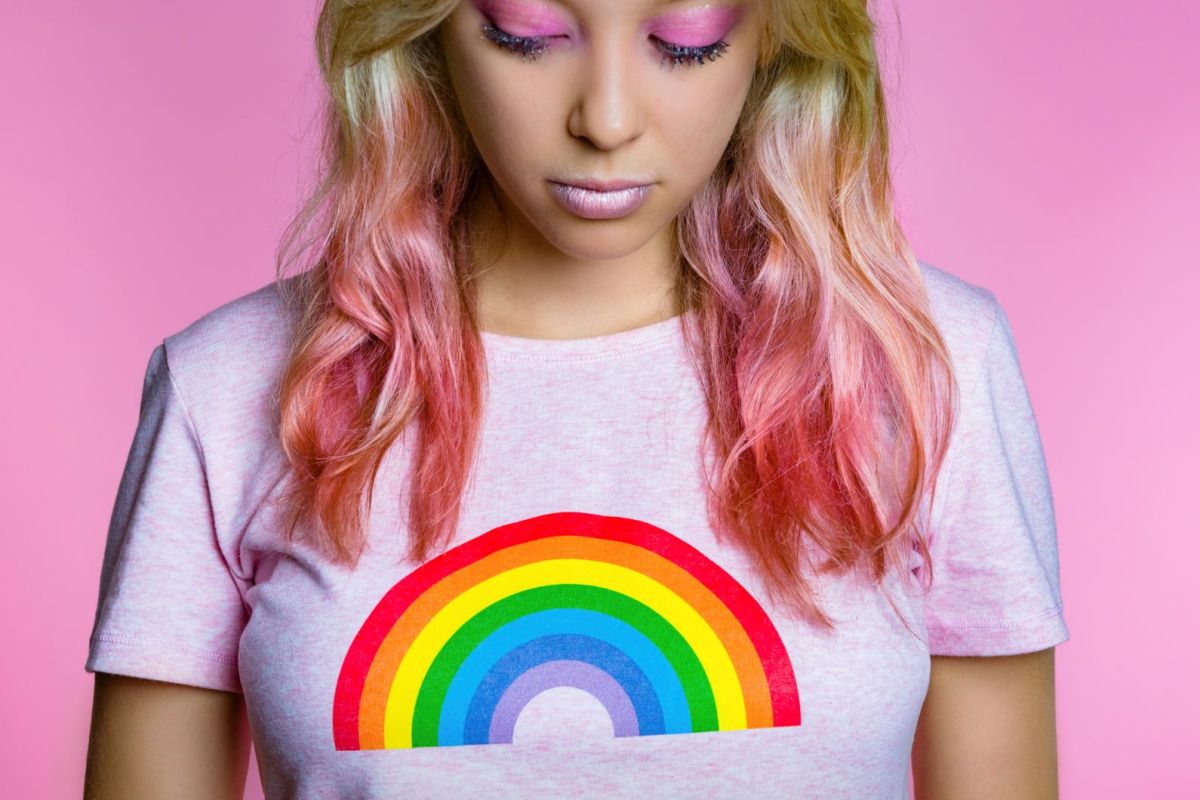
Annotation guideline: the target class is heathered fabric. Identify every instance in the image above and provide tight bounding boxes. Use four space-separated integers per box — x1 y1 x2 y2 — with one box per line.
85 261 1069 799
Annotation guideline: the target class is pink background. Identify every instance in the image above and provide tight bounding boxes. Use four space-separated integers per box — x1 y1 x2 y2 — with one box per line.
2 1 1195 797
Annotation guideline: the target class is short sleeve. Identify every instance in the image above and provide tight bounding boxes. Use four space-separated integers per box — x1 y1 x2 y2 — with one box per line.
922 298 1071 656
84 342 248 692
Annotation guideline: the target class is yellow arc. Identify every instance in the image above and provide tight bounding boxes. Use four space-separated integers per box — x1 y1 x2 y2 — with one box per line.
382 558 748 747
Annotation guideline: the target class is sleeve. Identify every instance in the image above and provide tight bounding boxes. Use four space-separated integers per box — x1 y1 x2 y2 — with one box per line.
922 297 1071 656
84 342 248 692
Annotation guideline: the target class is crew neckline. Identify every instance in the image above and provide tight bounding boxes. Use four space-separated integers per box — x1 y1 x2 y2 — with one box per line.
480 309 695 361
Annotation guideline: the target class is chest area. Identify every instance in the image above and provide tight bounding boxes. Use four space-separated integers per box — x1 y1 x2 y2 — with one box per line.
238 507 931 771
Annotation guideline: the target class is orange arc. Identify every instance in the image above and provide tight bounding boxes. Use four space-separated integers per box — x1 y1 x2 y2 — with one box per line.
357 535 774 748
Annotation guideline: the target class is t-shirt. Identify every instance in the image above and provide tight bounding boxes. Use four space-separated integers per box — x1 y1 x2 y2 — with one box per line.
84 260 1070 799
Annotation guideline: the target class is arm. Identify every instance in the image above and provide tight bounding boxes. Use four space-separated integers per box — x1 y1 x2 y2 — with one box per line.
911 647 1060 799
83 673 252 800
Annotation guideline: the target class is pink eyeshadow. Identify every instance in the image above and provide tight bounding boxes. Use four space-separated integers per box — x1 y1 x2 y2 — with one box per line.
647 5 744 48
471 0 744 47
471 0 572 38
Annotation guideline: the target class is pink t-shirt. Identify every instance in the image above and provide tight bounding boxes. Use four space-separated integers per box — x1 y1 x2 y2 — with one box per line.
85 261 1069 799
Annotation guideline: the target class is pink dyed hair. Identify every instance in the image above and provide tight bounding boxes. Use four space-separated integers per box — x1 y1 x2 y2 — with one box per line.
271 0 957 631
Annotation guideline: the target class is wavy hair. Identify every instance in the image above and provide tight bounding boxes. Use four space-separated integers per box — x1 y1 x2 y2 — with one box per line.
271 0 958 631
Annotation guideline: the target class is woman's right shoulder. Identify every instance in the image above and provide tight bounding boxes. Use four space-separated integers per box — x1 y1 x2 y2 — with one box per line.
149 276 305 464
158 276 302 410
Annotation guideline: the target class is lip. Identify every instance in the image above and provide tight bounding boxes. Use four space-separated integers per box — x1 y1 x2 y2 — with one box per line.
549 179 654 220
554 177 654 191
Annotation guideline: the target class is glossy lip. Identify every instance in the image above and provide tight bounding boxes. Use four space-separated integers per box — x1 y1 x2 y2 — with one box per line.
549 180 653 219
552 176 655 191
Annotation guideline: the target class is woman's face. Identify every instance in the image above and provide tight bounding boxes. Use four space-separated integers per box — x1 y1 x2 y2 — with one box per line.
437 0 762 269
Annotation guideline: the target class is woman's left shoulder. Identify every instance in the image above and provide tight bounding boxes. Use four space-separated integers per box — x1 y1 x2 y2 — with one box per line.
916 258 1008 383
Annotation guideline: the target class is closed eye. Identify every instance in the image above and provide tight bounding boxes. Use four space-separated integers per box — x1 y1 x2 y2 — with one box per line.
479 22 730 70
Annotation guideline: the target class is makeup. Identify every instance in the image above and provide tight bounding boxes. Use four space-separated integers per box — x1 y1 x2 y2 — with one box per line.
472 0 572 39
548 181 653 219
647 5 743 48
473 0 744 67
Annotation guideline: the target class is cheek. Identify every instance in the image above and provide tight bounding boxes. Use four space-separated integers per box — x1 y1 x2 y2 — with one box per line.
442 14 562 159
442 21 526 148
470 83 560 172
482 84 556 158
445 57 551 168
651 72 753 167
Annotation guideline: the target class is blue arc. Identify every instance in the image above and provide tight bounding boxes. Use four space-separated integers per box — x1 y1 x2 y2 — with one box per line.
462 635 660 744
437 608 690 746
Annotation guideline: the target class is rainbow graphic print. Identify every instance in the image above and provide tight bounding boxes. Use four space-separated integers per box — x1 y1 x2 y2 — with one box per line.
332 511 801 749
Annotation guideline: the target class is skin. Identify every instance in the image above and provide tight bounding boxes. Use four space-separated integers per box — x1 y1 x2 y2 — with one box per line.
83 673 251 800
914 648 1061 798
436 0 763 338
83 2 1062 796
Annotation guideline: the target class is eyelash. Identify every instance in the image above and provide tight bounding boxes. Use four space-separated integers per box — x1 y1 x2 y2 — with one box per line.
479 21 730 70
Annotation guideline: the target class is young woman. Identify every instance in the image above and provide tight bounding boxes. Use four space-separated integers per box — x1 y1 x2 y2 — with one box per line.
83 1 1069 797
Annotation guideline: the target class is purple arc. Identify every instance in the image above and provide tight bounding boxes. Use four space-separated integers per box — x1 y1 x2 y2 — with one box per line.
487 659 640 743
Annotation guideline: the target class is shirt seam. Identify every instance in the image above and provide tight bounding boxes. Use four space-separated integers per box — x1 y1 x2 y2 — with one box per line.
91 632 239 667
159 340 253 594
929 293 1003 535
927 602 1065 631
161 341 210 477
484 336 681 364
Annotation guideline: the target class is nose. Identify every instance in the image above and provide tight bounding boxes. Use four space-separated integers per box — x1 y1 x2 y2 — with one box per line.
566 33 646 151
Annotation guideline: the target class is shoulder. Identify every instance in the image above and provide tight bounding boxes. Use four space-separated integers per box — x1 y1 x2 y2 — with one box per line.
916 259 1005 392
157 275 302 444
162 276 298 376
